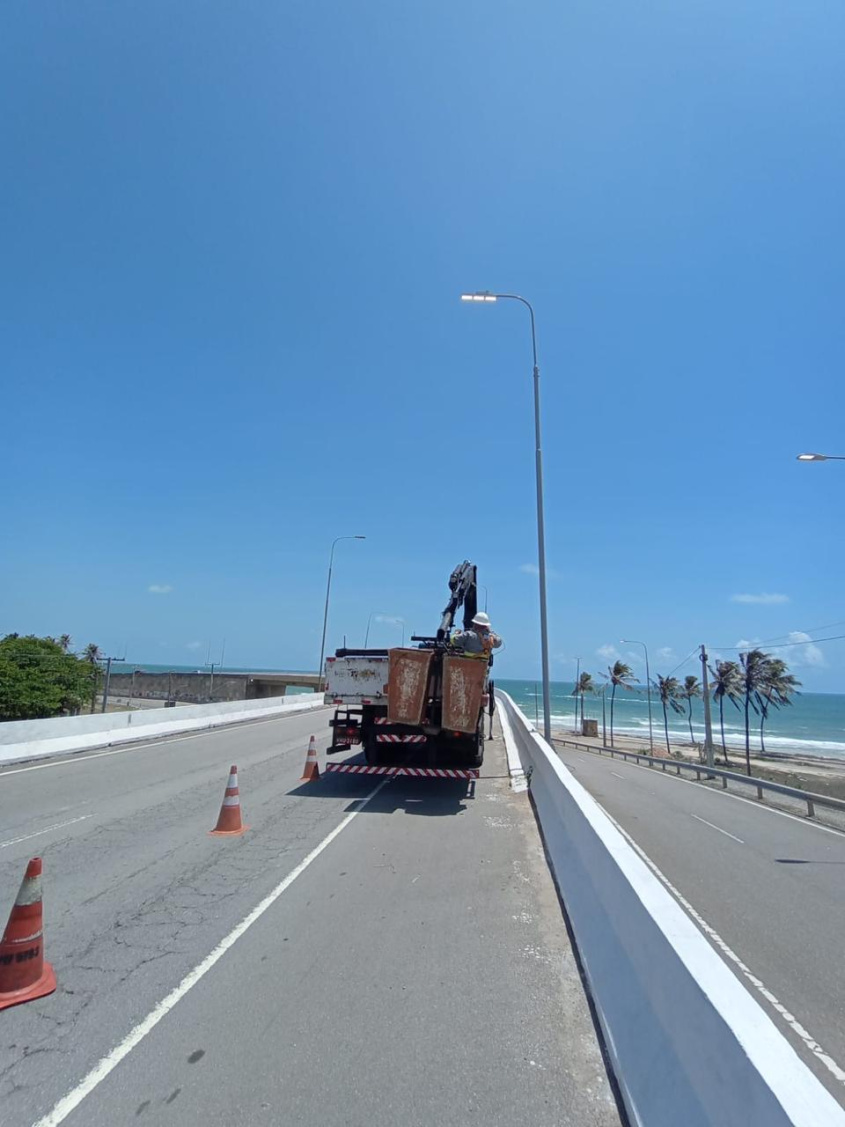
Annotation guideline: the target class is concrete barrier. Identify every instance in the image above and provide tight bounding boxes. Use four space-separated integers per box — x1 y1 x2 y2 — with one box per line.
497 691 845 1127
0 695 328 768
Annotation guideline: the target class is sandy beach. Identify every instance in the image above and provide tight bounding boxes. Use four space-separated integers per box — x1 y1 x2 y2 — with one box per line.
552 724 845 801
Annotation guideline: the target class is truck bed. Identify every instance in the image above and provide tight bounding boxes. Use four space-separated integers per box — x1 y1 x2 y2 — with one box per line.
325 654 390 704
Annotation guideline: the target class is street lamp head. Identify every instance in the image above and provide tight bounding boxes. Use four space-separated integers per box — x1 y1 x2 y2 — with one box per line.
797 453 827 462
354 535 366 539
460 292 497 303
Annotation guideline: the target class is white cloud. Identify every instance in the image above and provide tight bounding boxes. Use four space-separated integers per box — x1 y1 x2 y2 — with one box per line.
787 631 825 668
656 646 676 661
519 562 561 580
375 614 404 626
186 641 203 651
730 592 789 605
148 584 173 595
597 644 620 661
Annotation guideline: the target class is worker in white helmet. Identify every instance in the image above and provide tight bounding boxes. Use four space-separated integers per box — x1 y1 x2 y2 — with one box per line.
451 612 502 660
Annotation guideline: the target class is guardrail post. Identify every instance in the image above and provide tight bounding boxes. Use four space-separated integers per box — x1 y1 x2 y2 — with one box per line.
722 776 728 789
807 798 815 818
676 763 681 775
756 784 763 801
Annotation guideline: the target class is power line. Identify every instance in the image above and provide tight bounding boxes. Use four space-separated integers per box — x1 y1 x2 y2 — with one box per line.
666 646 701 678
717 632 845 652
744 619 845 648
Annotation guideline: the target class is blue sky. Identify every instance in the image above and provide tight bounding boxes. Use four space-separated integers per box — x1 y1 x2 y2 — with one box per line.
2 1 843 690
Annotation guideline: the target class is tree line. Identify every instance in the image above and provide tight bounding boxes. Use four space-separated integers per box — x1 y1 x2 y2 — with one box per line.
0 634 104 721
572 650 801 775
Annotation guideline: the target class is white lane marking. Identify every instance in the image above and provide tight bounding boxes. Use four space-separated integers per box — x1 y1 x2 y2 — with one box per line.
611 772 625 779
565 745 845 840
0 711 330 778
691 813 744 844
31 775 391 1127
601 806 845 1086
0 815 93 849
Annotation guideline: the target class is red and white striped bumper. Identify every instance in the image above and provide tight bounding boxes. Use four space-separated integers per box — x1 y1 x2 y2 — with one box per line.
375 734 426 743
324 764 480 780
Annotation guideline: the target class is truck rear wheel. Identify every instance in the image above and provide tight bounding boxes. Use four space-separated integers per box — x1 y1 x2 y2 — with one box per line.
363 733 383 766
468 719 484 768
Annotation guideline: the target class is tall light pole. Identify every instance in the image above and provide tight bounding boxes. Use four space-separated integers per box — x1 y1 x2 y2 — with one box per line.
100 655 126 712
461 290 552 741
318 535 365 689
797 452 845 462
700 643 715 775
574 656 580 733
621 638 654 753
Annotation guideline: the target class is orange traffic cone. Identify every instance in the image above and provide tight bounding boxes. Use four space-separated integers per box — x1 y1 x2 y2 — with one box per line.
209 765 249 836
0 857 57 1011
300 736 320 782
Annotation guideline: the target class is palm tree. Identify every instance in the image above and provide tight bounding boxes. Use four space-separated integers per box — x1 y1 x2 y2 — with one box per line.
739 650 768 775
654 674 684 755
709 660 742 766
575 672 594 729
603 661 635 747
756 657 801 754
59 634 72 653
83 643 102 713
680 675 701 748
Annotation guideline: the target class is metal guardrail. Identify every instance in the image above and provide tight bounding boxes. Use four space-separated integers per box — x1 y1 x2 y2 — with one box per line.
551 736 845 820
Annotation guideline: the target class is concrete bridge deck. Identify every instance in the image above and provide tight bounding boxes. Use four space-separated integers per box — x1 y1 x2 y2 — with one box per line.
107 669 321 705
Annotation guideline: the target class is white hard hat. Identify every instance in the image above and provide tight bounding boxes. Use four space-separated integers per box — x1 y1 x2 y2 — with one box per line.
471 612 492 628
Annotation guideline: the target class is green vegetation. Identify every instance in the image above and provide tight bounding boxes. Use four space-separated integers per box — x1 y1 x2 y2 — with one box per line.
680 675 702 746
602 660 636 747
576 650 800 777
573 671 594 728
709 660 743 766
655 674 684 756
739 650 801 773
0 634 102 721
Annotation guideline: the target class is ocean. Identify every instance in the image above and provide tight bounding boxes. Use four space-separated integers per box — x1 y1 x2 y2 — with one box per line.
496 678 845 761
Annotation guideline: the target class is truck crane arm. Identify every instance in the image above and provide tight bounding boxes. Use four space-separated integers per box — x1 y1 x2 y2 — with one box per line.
436 561 478 643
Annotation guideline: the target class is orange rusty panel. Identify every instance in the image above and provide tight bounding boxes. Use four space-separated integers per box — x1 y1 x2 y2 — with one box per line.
442 655 487 734
387 649 433 726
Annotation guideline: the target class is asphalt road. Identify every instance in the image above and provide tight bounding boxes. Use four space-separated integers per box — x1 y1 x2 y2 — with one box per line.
558 744 845 1105
1 711 619 1127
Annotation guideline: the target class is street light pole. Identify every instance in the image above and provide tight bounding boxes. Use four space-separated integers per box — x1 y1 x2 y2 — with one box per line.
461 291 552 742
621 639 654 754
100 655 126 713
700 644 716 775
318 535 366 690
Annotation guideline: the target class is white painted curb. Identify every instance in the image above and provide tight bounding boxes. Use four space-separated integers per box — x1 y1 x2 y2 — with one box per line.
0 696 328 768
496 690 845 1127
496 700 527 791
